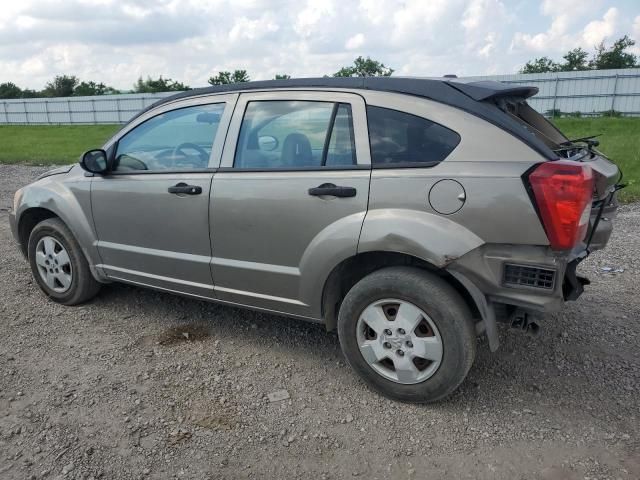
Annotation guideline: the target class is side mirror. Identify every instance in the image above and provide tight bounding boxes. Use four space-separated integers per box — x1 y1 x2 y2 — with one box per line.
258 135 278 152
80 149 108 174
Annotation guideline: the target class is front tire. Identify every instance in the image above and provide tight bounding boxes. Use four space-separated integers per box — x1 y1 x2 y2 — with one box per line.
28 218 101 305
337 267 476 403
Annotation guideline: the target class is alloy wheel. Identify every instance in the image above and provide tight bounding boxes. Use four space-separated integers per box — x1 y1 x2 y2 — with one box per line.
34 236 73 293
356 298 443 384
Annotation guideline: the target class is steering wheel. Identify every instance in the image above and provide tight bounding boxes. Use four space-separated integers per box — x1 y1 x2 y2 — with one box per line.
171 142 209 167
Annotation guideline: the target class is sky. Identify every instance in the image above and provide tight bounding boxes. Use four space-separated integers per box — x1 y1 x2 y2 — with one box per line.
0 0 639 91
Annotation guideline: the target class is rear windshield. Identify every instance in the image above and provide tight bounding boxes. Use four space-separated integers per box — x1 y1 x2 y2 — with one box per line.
499 100 584 158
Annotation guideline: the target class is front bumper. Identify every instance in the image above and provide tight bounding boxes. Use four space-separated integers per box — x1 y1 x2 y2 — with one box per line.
8 209 27 258
9 209 20 246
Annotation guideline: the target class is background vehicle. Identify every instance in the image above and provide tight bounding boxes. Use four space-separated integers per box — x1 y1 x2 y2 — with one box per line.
9 77 621 402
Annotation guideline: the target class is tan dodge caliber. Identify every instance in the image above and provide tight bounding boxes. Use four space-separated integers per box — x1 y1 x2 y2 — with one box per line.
10 77 622 402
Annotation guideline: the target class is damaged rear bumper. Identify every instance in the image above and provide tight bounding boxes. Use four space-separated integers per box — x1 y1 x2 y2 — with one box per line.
446 243 591 351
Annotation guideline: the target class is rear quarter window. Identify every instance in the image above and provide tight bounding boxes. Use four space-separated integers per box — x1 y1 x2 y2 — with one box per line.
366 106 460 167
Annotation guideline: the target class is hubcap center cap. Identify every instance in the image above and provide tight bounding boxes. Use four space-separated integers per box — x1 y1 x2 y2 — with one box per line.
382 333 409 349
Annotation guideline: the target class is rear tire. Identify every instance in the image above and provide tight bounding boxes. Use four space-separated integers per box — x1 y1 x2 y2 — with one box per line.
337 266 476 403
28 218 101 305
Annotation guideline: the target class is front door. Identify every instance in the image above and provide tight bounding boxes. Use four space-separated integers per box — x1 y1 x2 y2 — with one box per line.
91 95 235 298
209 91 371 318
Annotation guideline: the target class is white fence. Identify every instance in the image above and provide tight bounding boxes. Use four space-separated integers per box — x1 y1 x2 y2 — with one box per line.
0 92 176 125
1 68 640 124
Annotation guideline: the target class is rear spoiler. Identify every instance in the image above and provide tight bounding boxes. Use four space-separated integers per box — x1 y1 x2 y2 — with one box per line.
446 80 538 101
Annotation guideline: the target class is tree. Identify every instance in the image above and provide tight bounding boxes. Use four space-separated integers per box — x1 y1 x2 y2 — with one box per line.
561 48 589 71
334 56 393 77
74 81 118 96
133 76 190 93
21 89 39 98
42 75 79 97
208 70 250 85
274 74 291 80
590 35 638 70
0 82 23 99
520 35 639 74
520 57 560 74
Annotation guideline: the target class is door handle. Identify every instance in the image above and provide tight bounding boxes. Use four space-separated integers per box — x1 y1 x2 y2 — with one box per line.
308 183 357 198
168 183 202 195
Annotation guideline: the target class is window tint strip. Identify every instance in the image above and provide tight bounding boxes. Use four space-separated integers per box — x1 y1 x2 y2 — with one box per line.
321 103 339 167
345 105 357 165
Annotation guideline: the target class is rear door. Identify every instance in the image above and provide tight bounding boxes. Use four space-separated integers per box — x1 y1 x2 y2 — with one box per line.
91 94 236 298
209 91 371 318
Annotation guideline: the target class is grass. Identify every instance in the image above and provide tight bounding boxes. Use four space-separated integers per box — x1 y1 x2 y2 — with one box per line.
0 124 120 165
553 117 639 202
0 117 637 202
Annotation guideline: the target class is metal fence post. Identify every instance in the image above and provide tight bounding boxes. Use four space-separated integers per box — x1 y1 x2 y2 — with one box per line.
116 98 122 123
610 74 619 113
23 101 29 124
2 101 8 124
44 100 50 123
551 76 559 118
67 98 72 124
92 99 97 124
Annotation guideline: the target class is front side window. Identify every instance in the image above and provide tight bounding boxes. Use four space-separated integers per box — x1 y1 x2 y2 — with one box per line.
367 106 460 167
234 101 356 169
113 103 225 172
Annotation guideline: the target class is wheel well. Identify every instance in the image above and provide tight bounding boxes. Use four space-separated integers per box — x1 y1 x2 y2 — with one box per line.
17 208 59 257
321 251 480 331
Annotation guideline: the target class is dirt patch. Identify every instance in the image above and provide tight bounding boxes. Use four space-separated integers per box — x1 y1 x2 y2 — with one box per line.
136 323 211 347
191 409 237 431
157 324 211 346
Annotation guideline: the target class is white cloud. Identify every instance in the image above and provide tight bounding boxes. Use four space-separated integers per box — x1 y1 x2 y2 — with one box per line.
229 14 280 41
121 4 151 19
358 0 386 25
462 0 506 32
582 7 618 46
0 0 636 91
392 0 453 46
511 2 621 54
295 0 335 37
632 15 640 55
478 33 497 58
345 33 365 50
460 0 510 62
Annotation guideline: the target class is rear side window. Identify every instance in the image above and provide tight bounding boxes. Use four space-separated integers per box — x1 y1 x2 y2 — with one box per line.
366 106 460 167
234 101 356 169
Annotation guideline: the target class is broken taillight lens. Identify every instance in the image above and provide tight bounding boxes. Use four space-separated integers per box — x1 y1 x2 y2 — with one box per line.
528 161 594 250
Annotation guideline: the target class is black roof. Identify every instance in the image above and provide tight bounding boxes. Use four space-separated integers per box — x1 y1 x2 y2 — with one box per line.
148 76 538 107
137 77 553 159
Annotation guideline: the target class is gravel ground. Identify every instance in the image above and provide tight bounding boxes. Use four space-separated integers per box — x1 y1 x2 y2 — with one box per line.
0 164 638 480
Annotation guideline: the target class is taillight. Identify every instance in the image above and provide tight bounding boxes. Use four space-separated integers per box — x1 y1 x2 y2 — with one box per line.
527 161 594 250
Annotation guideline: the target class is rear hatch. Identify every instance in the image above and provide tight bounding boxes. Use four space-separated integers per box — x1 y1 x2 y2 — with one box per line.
497 100 622 252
